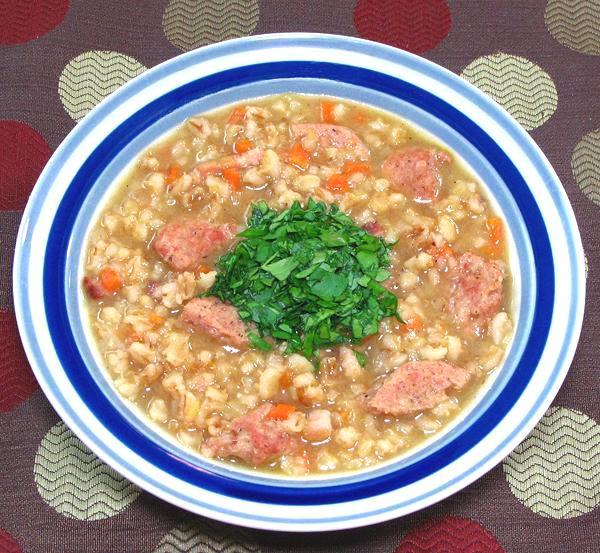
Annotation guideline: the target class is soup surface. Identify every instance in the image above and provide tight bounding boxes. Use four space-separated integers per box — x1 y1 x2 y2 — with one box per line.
83 94 513 475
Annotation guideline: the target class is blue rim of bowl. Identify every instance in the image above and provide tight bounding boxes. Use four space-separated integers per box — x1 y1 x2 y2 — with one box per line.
14 35 583 526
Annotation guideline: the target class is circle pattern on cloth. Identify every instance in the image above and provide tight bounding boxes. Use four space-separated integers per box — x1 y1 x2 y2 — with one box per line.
0 528 23 553
0 0 69 45
503 407 600 518
394 516 505 552
0 310 38 413
58 51 147 122
353 0 452 54
34 421 140 520
163 0 260 51
0 121 51 210
460 53 558 131
545 0 600 56
572 128 600 206
153 520 260 553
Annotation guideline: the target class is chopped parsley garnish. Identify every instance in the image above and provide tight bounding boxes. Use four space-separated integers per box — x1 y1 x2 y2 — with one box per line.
207 199 399 359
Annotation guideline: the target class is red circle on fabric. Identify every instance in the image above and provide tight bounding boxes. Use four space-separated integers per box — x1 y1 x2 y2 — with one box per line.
0 121 51 210
354 0 452 54
0 310 38 413
0 528 24 553
395 516 506 553
0 0 69 45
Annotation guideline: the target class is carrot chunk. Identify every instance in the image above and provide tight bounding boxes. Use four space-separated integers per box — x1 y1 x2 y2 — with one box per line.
233 138 254 153
99 267 122 292
267 403 296 421
401 316 424 333
326 173 351 193
149 313 164 327
227 106 246 124
342 161 370 174
166 164 182 186
428 242 455 259
352 110 368 124
288 141 310 169
222 166 242 190
320 101 335 123
484 216 504 257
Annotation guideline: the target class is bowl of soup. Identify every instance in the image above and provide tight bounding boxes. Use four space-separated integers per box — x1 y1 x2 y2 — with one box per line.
13 34 585 531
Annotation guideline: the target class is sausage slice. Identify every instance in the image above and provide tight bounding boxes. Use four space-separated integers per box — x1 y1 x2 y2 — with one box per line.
203 403 298 465
365 360 470 416
181 297 248 348
153 219 235 271
382 148 451 202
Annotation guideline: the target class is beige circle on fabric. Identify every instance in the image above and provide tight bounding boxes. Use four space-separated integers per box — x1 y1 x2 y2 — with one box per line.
460 53 558 131
572 128 600 207
163 0 260 51
58 51 147 122
33 422 140 520
503 407 600 519
545 0 600 56
154 521 260 553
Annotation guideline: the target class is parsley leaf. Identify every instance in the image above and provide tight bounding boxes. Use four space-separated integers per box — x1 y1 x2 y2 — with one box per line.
206 200 398 360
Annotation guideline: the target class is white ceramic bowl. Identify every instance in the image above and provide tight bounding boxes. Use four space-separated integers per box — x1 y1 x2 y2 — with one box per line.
13 33 585 531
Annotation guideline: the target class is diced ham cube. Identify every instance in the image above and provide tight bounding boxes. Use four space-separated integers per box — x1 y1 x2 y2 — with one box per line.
363 220 384 237
449 252 505 331
304 409 333 442
153 219 235 271
382 148 451 202
181 297 248 348
365 360 470 416
291 123 370 159
83 276 108 300
203 404 298 465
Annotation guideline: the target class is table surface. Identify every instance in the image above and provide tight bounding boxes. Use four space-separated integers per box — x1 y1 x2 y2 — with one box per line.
1 1 598 552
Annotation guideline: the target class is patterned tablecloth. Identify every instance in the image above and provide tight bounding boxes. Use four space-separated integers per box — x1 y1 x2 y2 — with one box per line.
1 1 598 552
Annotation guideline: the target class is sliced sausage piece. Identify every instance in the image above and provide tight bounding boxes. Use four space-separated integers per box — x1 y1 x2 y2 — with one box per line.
83 276 108 300
153 219 235 271
193 147 264 179
382 148 451 202
304 410 333 442
203 404 298 465
181 297 248 348
449 252 505 331
291 123 370 159
365 360 470 416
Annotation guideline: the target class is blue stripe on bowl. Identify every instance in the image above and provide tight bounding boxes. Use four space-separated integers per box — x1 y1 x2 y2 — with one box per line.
41 61 553 505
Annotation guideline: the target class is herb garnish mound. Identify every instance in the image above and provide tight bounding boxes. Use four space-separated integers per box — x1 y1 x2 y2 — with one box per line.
207 199 399 358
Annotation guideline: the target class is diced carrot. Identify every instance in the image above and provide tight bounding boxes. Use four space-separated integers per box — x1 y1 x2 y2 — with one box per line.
326 173 351 193
194 264 212 276
149 313 164 327
288 141 310 169
227 106 246 124
127 332 143 343
233 138 254 154
342 161 370 174
166 164 182 186
99 266 122 292
352 110 368 124
488 217 503 246
320 100 335 123
428 242 454 259
279 370 292 388
267 403 296 421
222 166 242 190
401 316 424 333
